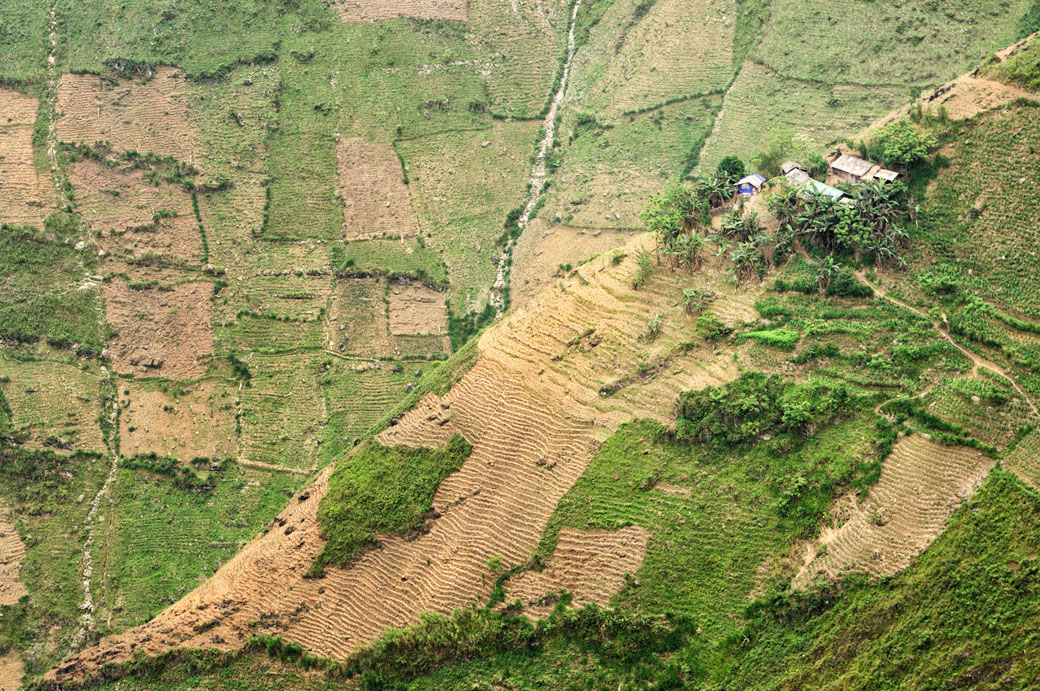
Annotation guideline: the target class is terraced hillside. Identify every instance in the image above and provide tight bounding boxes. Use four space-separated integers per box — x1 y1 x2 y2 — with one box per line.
48 234 762 680
0 1 1038 689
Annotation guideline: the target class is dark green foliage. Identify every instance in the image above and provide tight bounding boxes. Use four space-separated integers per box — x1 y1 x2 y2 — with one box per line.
447 301 496 351
313 436 472 572
675 372 854 446
715 155 747 183
0 225 102 350
695 312 732 342
865 119 939 167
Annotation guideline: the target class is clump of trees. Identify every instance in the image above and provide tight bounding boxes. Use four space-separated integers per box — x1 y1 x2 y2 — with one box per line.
864 119 938 168
768 179 913 266
675 371 854 447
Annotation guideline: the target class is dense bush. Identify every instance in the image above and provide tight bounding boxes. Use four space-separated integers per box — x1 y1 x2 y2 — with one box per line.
675 372 854 446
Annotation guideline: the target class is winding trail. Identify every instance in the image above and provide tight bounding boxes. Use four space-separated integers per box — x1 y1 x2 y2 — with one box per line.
492 0 583 316
854 269 1039 418
43 0 123 651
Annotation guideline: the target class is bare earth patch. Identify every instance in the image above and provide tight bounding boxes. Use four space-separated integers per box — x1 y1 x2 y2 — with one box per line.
68 159 203 263
0 504 27 607
504 526 649 618
388 281 447 336
0 88 54 228
0 652 22 691
793 435 994 588
511 218 631 308
120 380 238 461
334 0 466 22
104 280 214 379
337 138 419 241
56 67 197 161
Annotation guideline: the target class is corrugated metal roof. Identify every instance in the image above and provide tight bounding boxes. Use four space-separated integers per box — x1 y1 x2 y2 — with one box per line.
831 154 874 178
781 161 801 174
737 174 766 187
803 179 845 200
873 168 900 181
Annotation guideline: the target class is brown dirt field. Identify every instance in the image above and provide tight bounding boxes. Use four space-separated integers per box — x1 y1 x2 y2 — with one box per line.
104 279 214 379
0 504 27 608
68 159 203 263
510 218 632 308
48 235 759 680
0 88 54 228
119 380 238 461
503 526 649 618
869 75 1035 131
55 67 197 162
387 281 447 336
337 138 419 241
0 652 22 691
793 435 994 589
334 0 467 22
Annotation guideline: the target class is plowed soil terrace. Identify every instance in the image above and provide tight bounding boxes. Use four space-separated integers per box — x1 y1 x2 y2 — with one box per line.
104 280 214 379
337 138 419 242
56 67 197 161
793 434 993 588
503 526 649 618
0 88 54 228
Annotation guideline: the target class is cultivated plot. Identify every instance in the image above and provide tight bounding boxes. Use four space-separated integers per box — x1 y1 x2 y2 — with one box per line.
104 279 214 379
334 0 467 22
337 138 419 242
0 359 104 454
56 67 197 161
119 379 238 462
0 88 54 228
69 160 203 264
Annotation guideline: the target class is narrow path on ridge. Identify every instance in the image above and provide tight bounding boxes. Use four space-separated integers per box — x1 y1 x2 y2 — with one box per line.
491 0 583 317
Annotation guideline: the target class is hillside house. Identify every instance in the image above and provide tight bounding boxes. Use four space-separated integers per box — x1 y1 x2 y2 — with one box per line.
737 174 766 196
869 168 900 182
781 161 802 175
830 154 875 183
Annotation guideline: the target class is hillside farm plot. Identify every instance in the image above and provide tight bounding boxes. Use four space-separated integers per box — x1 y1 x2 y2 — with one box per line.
119 379 238 462
321 361 416 452
757 0 1031 88
469 0 568 118
566 0 734 119
55 67 198 161
68 160 204 264
334 0 467 22
544 97 721 228
397 121 539 314
510 218 630 307
337 138 419 242
327 277 392 357
1004 428 1040 490
221 314 325 354
504 526 649 618
388 281 448 336
104 279 214 379
924 377 1032 451
0 502 27 607
99 463 303 632
238 352 325 470
233 274 331 322
0 358 104 453
0 88 54 228
794 435 994 588
922 104 1040 318
698 61 906 172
